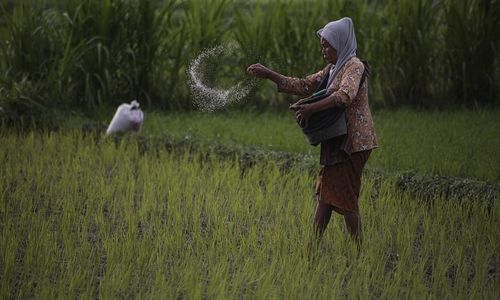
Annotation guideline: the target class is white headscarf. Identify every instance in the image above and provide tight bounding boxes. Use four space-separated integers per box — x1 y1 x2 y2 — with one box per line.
317 17 357 87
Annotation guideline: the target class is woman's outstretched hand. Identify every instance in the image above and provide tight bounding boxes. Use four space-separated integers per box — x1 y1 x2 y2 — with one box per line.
247 63 272 78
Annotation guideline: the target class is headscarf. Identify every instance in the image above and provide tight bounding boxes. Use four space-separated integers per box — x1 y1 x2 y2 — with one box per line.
317 17 357 88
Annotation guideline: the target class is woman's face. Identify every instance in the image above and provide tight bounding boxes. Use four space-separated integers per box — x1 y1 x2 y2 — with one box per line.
321 37 337 64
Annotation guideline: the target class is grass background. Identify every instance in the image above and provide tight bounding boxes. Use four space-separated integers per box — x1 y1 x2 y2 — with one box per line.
137 109 500 182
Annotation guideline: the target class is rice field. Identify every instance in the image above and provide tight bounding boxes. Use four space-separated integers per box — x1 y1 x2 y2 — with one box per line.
144 109 500 182
1 130 498 299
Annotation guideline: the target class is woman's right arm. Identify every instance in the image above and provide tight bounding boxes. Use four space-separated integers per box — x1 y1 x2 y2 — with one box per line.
246 63 284 83
247 63 326 97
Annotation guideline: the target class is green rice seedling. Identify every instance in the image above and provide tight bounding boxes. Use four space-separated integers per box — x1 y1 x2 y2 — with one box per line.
372 108 500 182
0 129 499 298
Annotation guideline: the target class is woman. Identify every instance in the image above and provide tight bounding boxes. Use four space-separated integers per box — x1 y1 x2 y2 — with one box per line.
247 17 378 243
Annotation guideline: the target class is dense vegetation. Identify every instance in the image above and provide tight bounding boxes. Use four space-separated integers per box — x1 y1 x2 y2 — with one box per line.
0 0 499 120
1 131 498 298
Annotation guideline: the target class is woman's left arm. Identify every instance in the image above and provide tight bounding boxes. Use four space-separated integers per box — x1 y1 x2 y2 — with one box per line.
292 61 364 125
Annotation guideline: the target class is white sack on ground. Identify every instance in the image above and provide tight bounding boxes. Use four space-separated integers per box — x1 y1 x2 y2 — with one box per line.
106 100 144 135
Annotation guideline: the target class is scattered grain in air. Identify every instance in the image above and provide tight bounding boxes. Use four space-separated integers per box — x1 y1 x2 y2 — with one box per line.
188 44 257 112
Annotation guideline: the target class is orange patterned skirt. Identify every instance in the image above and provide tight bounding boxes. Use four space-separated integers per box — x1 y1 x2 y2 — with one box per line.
315 150 371 214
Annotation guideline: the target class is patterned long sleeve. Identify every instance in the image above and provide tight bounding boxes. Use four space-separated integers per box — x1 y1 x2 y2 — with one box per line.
322 57 377 154
276 65 330 96
328 59 365 107
277 57 377 154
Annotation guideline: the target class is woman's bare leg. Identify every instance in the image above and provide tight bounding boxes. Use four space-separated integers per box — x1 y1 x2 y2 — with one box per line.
314 201 334 238
344 211 362 245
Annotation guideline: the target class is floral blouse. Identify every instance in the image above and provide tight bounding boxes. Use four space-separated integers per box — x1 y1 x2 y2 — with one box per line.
277 57 378 154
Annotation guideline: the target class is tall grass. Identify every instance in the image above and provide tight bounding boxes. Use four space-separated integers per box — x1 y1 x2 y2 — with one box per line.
0 130 498 298
368 0 441 107
442 0 499 108
0 0 179 117
0 0 498 117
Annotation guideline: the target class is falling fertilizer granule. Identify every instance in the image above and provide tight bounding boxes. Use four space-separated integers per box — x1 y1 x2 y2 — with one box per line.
188 44 256 112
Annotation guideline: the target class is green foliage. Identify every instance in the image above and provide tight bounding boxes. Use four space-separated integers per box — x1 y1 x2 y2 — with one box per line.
442 0 499 107
0 130 498 298
0 0 179 117
369 0 442 107
0 0 498 118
